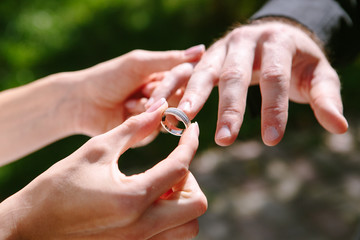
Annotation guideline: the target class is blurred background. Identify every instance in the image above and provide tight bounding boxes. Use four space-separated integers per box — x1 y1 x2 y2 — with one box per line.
0 0 360 239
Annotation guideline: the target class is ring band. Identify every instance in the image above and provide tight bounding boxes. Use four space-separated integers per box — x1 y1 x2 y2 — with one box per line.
161 108 191 136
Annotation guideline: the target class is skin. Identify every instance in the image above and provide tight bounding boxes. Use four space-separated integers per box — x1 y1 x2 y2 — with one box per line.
0 46 207 239
148 18 348 146
0 103 207 239
0 45 204 165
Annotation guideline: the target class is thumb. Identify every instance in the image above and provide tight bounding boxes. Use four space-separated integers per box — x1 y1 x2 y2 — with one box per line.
309 63 348 134
103 98 168 156
138 44 205 74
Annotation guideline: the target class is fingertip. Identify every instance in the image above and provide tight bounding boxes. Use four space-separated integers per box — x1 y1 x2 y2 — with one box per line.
316 108 349 134
215 124 238 147
338 116 349 133
311 97 349 134
184 44 206 61
262 126 283 146
215 137 236 147
329 109 349 134
178 122 200 155
180 122 200 143
189 121 200 137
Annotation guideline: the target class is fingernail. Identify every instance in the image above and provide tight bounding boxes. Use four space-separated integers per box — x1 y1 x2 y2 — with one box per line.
185 44 205 58
145 97 154 109
264 126 279 143
178 101 191 114
124 99 137 109
146 98 166 112
216 125 231 140
192 122 200 137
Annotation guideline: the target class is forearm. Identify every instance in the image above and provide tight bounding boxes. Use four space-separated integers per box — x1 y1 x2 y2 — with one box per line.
0 73 79 165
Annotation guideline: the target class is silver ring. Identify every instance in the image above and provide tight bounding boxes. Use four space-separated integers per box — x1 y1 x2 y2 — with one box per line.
161 108 191 136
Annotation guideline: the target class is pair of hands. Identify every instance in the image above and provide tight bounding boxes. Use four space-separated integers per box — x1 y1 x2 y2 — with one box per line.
0 17 348 240
0 45 206 239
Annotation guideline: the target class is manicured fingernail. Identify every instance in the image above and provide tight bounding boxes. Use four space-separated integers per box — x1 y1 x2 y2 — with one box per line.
179 101 191 114
185 44 205 58
264 126 279 142
146 98 166 112
145 97 154 109
216 125 231 140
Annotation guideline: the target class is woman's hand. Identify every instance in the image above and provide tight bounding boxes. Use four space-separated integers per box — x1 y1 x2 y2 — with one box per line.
72 45 204 136
0 46 204 164
0 99 207 240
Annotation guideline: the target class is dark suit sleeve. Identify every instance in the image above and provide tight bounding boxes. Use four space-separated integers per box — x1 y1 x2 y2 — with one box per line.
251 0 360 65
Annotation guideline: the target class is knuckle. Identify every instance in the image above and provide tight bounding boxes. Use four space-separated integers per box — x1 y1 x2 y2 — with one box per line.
261 25 290 40
83 137 111 162
127 49 146 59
261 67 288 85
110 192 146 226
227 26 253 42
157 87 172 99
159 73 174 89
123 114 142 128
173 62 194 75
164 150 191 177
262 104 287 116
220 68 248 83
195 65 219 85
220 107 244 120
175 159 190 176
120 118 137 134
263 33 295 53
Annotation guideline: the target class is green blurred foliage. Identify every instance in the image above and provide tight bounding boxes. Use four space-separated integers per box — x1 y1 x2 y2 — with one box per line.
0 0 263 89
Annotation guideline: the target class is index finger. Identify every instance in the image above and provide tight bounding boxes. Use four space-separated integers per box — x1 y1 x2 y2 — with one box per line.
145 62 195 109
178 40 227 119
137 122 200 205
133 45 205 75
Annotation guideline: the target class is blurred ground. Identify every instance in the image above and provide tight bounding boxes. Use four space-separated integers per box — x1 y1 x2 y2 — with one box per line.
188 58 360 240
193 122 360 240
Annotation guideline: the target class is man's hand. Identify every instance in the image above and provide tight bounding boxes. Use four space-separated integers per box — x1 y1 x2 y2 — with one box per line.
149 19 348 146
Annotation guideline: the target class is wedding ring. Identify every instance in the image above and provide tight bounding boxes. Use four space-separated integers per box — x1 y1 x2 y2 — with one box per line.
161 108 191 136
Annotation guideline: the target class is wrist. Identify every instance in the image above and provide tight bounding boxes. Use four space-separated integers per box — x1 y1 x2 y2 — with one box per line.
0 194 24 240
29 72 81 138
0 72 82 164
44 71 85 136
